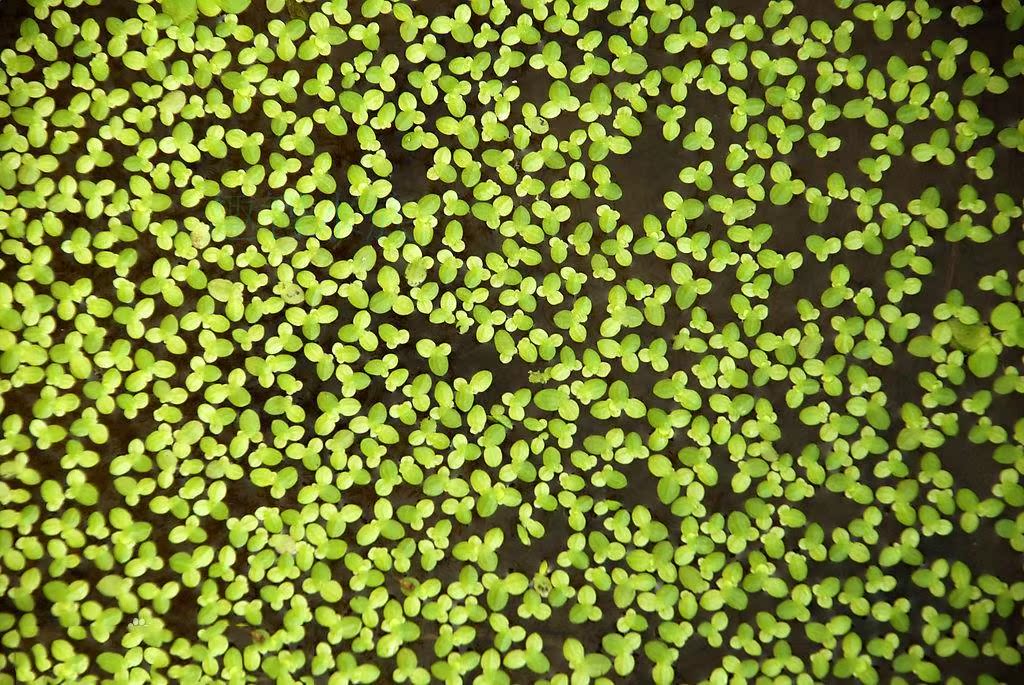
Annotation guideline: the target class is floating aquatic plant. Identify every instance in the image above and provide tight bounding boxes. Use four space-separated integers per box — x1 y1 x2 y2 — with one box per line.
0 0 1023 684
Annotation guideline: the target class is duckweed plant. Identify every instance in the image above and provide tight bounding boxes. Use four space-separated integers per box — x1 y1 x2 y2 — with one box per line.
1 0 1023 683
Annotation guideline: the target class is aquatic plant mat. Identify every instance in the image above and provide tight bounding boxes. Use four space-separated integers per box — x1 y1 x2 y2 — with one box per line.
1 0 1023 682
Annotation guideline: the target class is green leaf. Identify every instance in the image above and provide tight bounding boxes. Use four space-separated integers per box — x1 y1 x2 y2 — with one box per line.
534 389 563 412
160 0 198 22
991 302 1021 331
97 652 125 674
968 348 998 377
